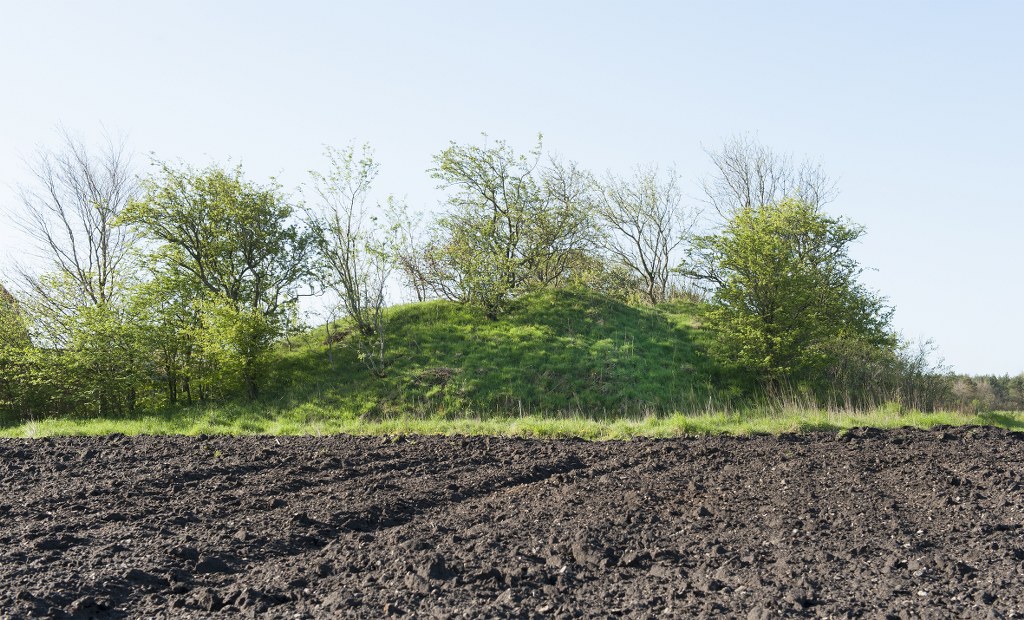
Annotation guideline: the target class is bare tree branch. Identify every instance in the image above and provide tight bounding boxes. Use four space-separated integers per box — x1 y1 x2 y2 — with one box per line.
13 128 138 310
702 134 837 219
595 165 698 304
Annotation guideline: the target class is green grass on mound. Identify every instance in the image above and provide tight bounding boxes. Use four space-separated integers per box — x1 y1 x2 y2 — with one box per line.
4 288 1020 439
267 288 744 418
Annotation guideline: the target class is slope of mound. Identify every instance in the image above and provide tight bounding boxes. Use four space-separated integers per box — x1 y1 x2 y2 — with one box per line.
269 289 737 418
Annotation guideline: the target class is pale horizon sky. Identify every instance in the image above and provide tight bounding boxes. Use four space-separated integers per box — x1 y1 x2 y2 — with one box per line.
1 1 1021 376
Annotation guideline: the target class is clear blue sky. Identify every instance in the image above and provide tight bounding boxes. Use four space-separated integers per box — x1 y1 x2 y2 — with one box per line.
1 1 1021 375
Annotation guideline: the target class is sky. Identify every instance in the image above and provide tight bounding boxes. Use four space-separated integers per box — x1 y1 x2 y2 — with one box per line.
0 1 1021 375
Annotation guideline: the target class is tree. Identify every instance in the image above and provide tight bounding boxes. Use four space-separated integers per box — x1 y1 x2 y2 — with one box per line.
66 300 149 415
124 162 312 399
0 275 150 418
14 129 138 312
427 135 595 317
305 145 396 376
594 165 697 304
702 134 837 218
189 296 279 400
387 204 431 303
130 269 204 404
0 285 30 348
688 199 895 389
529 157 596 288
6 130 145 417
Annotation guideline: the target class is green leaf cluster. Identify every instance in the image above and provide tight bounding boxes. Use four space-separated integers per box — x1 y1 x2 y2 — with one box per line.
1 285 150 418
426 136 595 318
690 199 896 389
122 162 312 400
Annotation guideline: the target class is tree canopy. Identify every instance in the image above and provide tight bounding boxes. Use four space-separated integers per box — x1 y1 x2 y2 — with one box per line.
123 162 313 399
0 132 950 421
688 198 895 387
125 162 311 319
425 136 594 317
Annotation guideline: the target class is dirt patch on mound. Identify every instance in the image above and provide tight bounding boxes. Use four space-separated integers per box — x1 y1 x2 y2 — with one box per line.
0 427 1022 618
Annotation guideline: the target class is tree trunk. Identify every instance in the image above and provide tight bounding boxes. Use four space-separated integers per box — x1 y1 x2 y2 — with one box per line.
244 373 259 400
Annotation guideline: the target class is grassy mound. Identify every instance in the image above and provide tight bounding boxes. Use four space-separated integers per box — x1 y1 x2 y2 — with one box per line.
6 288 1024 438
269 289 741 419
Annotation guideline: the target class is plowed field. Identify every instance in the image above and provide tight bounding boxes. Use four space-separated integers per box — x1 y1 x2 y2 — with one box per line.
1 427 1023 618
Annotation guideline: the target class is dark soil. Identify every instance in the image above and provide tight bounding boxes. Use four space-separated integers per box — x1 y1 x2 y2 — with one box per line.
1 426 1023 619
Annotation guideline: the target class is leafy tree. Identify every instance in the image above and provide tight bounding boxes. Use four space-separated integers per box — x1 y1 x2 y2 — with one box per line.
0 284 30 417
0 278 74 419
0 285 29 347
67 300 150 415
0 277 150 418
188 296 278 400
688 199 895 389
306 145 388 335
130 270 203 404
124 162 312 399
387 203 431 303
4 131 147 418
529 158 596 288
427 135 595 317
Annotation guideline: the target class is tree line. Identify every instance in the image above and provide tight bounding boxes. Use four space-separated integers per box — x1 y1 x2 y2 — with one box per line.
0 131 955 420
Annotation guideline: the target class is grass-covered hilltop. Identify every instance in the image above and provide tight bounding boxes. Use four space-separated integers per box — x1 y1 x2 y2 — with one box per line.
2 133 1022 438
273 290 729 419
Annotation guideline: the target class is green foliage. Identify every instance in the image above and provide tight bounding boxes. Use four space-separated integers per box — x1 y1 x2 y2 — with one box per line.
1 277 152 420
189 296 278 399
266 288 736 418
0 135 965 427
64 301 150 415
689 199 896 390
0 285 31 417
426 136 594 318
125 161 311 318
0 346 64 421
129 272 202 405
949 374 1024 413
124 162 313 398
306 145 387 334
0 286 29 348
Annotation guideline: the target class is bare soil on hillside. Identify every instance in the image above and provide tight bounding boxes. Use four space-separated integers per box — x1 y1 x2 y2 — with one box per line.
1 427 1023 618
